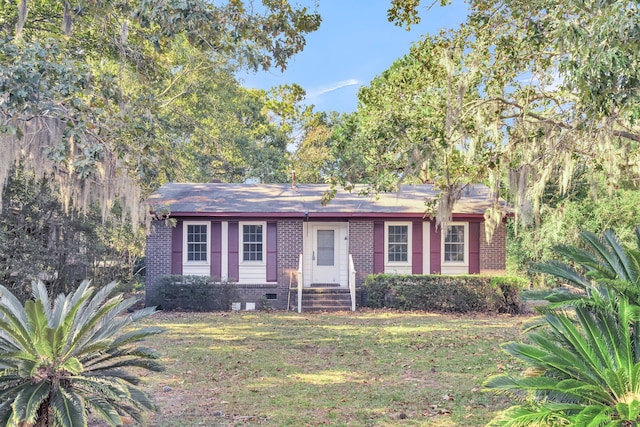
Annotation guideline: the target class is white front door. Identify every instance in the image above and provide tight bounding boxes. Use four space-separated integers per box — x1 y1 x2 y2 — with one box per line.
311 225 341 285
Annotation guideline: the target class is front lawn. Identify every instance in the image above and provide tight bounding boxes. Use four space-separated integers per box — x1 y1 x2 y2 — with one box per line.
137 310 530 426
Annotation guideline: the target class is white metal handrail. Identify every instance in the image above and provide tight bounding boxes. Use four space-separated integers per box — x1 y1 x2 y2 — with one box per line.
297 253 303 313
348 254 356 311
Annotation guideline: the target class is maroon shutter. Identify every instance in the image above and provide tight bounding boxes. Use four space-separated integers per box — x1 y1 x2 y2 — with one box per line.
266 222 277 282
228 222 239 282
412 221 423 274
171 221 183 275
373 221 384 274
210 221 222 279
430 221 441 274
468 222 481 274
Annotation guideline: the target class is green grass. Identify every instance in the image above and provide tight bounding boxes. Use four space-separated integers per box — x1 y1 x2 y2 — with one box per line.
136 310 531 426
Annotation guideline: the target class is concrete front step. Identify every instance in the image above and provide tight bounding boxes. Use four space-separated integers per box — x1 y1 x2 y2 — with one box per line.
291 287 354 311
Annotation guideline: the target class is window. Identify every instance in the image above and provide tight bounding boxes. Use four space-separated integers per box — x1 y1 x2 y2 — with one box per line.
242 224 263 262
316 229 335 266
384 222 412 273
387 225 409 262
444 224 465 263
187 224 208 262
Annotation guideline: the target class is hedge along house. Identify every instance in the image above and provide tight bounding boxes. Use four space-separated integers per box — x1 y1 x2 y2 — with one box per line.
145 182 510 312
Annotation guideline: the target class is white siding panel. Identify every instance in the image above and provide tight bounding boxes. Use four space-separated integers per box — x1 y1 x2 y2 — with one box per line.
384 265 412 275
441 265 469 275
183 265 210 276
238 264 266 283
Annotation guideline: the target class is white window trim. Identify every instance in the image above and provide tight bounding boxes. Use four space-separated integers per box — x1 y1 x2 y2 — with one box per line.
441 222 469 266
239 221 267 265
183 221 211 266
384 221 412 267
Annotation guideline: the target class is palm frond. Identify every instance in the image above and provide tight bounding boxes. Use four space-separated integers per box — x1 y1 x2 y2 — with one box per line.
601 230 634 283
126 385 157 412
0 286 35 353
553 244 604 272
572 404 614 427
626 248 640 289
581 231 627 282
128 305 159 322
66 295 139 357
487 403 576 426
532 261 591 289
88 357 164 374
31 280 52 322
70 376 130 403
110 327 165 348
0 400 13 427
84 397 122 427
11 381 50 425
614 400 640 422
68 282 120 348
25 299 54 359
51 386 87 427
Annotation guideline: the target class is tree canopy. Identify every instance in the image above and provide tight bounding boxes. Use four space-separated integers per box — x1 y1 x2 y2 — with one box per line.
341 0 640 238
0 0 321 223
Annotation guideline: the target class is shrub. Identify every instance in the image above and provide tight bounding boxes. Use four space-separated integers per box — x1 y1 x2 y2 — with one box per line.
485 228 640 426
0 280 163 426
157 275 239 311
364 274 525 313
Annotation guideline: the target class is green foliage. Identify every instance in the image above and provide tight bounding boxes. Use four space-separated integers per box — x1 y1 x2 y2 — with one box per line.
290 111 344 184
340 0 640 236
507 188 640 279
364 274 524 313
0 164 144 300
0 280 163 426
486 228 640 425
157 275 239 312
1 0 321 219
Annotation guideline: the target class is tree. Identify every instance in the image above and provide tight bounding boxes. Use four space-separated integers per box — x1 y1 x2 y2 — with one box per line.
333 31 502 235
484 229 640 425
157 47 292 184
506 183 640 278
350 0 640 235
289 111 344 184
0 0 321 221
1 164 144 301
0 280 163 426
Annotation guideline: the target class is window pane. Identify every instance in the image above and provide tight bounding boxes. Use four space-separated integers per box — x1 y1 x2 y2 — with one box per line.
317 230 334 266
243 224 263 261
388 225 408 262
187 224 207 262
444 225 465 262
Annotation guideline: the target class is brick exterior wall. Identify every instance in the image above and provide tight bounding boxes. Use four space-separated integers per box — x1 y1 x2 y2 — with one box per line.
233 284 283 310
348 220 374 286
145 216 509 310
479 221 507 275
145 220 172 306
277 219 303 283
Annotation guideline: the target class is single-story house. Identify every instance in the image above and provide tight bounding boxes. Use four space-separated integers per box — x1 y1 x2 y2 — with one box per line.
145 183 510 311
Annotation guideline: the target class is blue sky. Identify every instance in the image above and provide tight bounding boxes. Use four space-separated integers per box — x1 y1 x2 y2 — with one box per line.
240 0 469 113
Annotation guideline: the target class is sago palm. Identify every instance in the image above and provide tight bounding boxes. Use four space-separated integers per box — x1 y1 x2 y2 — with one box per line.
535 228 640 307
485 228 640 426
0 280 164 427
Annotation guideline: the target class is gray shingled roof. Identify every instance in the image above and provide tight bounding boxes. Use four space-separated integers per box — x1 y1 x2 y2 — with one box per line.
147 183 510 217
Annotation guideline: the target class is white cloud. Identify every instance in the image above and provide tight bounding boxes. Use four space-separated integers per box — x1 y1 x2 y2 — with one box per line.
308 79 360 99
